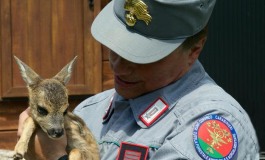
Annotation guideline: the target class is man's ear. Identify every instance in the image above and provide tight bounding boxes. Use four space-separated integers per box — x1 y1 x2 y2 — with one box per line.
188 37 207 66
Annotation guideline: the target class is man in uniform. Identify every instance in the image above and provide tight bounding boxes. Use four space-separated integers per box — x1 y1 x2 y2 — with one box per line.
18 0 260 159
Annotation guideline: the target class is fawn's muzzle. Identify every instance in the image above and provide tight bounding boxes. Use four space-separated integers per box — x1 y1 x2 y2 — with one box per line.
47 128 64 138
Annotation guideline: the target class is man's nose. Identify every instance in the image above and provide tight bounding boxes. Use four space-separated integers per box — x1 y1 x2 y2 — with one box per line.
111 55 134 75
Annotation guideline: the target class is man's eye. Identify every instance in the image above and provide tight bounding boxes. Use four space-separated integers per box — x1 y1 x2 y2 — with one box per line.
37 106 48 116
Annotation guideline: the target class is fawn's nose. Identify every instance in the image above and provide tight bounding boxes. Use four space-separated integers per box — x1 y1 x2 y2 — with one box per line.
47 128 64 138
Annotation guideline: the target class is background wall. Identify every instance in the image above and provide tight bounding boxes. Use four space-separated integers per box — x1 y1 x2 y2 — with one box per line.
200 0 265 151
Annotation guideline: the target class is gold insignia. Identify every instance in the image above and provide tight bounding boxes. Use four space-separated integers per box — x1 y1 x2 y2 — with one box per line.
124 0 152 26
206 120 232 154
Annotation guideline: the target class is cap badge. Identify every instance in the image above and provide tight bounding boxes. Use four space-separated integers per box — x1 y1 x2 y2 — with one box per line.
193 114 238 160
124 0 152 26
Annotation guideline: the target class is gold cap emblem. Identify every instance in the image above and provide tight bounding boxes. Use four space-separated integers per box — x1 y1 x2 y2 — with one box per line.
124 0 152 26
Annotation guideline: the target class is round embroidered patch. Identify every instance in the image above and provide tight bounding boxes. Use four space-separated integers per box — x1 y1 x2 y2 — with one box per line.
193 114 238 160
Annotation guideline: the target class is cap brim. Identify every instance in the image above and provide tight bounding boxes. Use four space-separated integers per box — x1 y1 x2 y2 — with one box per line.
91 1 185 64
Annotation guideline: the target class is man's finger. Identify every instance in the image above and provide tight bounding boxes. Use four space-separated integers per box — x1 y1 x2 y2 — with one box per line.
17 107 30 140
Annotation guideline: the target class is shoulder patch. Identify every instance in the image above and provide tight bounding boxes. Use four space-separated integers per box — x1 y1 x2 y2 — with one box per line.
193 114 238 160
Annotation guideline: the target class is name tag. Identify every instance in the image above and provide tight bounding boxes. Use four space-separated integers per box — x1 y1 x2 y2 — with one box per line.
139 98 168 127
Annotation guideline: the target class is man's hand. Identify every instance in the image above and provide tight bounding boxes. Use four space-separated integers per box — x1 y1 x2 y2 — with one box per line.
17 108 67 160
17 108 30 140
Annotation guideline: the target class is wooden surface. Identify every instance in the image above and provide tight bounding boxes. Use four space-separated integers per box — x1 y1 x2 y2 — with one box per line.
0 132 17 150
102 46 114 90
0 0 103 98
0 101 28 149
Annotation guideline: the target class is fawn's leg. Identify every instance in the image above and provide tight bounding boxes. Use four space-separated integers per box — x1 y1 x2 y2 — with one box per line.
68 148 82 160
14 117 36 160
65 113 100 160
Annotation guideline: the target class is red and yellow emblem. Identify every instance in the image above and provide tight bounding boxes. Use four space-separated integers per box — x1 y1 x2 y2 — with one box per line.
193 114 238 160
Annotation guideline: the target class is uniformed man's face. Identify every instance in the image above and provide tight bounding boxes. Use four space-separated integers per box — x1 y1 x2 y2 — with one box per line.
109 46 195 99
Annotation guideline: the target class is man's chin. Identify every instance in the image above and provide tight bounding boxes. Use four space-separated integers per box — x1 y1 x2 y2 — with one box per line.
115 87 142 100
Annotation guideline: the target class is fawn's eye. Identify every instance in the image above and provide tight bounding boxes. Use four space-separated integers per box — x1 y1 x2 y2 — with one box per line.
37 106 48 116
63 108 68 116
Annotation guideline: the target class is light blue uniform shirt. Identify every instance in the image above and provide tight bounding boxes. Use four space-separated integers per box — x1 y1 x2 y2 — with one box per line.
74 60 259 159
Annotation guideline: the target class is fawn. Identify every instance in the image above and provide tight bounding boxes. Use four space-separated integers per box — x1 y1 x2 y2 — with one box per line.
13 56 99 160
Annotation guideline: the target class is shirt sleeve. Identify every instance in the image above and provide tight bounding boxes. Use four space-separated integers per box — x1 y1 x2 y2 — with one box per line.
149 126 201 160
150 102 260 160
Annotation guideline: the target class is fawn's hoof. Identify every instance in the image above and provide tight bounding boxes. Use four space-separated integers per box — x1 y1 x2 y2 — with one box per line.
13 153 24 160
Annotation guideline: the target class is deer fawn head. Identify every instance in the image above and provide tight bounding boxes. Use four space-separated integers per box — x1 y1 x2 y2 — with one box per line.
14 56 77 139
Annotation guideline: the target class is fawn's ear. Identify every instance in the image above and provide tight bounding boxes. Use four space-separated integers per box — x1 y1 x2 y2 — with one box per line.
53 56 77 85
14 56 42 87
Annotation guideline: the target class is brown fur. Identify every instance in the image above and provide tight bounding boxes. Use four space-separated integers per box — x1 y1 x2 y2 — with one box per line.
13 56 99 160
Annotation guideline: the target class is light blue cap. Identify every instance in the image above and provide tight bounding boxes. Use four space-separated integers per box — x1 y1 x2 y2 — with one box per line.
92 0 216 64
